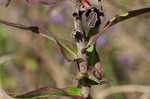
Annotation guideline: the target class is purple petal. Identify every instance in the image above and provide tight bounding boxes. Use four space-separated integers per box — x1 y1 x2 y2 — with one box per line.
50 14 65 24
96 36 107 47
121 55 132 68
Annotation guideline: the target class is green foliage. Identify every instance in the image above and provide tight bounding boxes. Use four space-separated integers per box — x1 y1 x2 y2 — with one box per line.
14 88 68 98
56 39 78 61
0 21 78 62
86 45 94 52
0 1 150 99
14 91 68 98
65 87 82 96
26 58 38 71
106 7 150 27
87 7 150 47
13 87 82 99
0 25 9 54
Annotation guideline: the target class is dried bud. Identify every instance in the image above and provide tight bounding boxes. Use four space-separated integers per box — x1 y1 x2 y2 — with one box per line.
85 7 104 28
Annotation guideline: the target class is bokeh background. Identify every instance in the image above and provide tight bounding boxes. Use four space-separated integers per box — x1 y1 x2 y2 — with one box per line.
0 0 150 99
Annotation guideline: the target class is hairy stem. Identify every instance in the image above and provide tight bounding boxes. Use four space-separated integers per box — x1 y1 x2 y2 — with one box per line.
72 0 90 98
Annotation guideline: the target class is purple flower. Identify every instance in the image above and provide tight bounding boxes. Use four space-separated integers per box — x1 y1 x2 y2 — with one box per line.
120 55 132 68
50 14 65 24
96 35 107 47
96 15 116 47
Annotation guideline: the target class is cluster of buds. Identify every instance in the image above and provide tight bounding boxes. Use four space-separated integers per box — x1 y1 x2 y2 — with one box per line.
79 0 104 29
72 0 112 86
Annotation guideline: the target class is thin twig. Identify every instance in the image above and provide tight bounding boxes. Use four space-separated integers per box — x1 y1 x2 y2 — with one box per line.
87 7 150 47
97 85 150 99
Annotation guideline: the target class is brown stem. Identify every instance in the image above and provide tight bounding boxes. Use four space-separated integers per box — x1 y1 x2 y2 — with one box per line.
72 0 91 98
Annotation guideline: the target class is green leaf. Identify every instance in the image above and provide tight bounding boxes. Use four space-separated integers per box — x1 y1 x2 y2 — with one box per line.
86 45 94 52
38 28 78 62
65 87 82 96
87 7 150 47
0 20 78 62
39 27 78 62
12 87 83 99
87 46 99 66
15 92 68 98
0 19 40 33
13 87 69 98
56 39 78 62
106 7 150 27
119 13 129 17
78 77 99 86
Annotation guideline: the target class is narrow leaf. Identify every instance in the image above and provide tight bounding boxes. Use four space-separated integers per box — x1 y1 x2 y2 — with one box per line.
65 87 82 96
105 7 150 27
12 87 83 99
56 40 78 62
86 45 94 52
0 20 78 62
39 27 78 62
87 7 150 47
0 19 40 33
13 87 69 98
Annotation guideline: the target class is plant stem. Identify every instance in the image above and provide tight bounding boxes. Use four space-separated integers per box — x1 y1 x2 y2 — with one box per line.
72 0 90 98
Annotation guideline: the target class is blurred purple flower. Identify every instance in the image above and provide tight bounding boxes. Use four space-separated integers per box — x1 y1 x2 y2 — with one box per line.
50 14 65 24
96 15 116 47
108 26 115 34
121 55 132 68
96 35 107 47
56 52 64 63
96 26 116 47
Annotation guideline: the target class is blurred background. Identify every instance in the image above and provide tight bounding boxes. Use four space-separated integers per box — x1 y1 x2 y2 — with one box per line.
0 0 150 99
